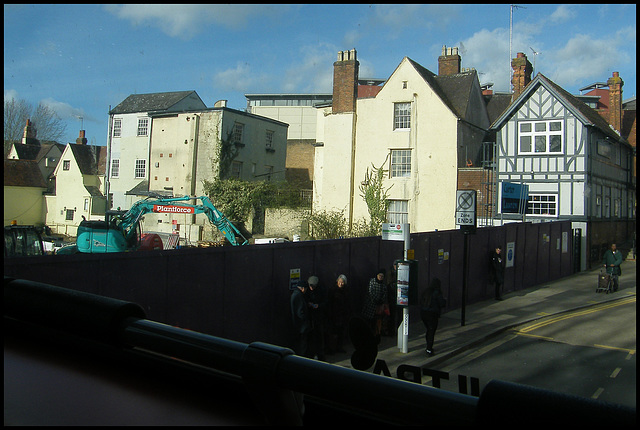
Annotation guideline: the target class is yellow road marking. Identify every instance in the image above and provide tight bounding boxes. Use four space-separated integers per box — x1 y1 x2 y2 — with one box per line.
610 368 622 378
591 387 605 399
517 296 636 334
593 344 636 355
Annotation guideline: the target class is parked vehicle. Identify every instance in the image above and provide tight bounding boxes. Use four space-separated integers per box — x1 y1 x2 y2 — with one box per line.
56 195 247 254
4 223 45 257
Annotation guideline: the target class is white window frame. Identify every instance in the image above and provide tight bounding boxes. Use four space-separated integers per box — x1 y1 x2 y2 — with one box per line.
134 159 146 179
233 123 244 145
111 159 120 178
387 200 408 224
62 160 70 171
526 193 558 217
393 102 411 130
390 149 411 178
265 130 274 149
112 118 122 137
137 118 149 137
518 120 563 154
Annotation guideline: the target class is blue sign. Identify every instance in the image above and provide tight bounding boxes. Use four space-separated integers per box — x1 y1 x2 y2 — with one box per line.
501 182 529 214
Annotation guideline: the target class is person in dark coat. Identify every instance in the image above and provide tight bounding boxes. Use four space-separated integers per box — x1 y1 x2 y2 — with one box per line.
290 280 311 356
327 274 350 353
307 275 328 361
491 246 505 300
361 268 388 343
420 278 446 357
602 243 623 292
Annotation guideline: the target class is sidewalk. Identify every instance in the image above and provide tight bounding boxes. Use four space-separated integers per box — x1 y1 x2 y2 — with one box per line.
327 258 636 371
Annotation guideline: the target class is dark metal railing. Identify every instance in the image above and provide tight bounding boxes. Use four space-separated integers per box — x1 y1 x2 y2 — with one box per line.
4 277 635 426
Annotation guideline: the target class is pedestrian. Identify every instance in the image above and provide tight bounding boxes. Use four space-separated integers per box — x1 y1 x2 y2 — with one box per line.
307 275 328 361
361 268 388 343
327 274 350 354
602 243 623 292
290 280 311 357
491 246 504 300
420 278 447 357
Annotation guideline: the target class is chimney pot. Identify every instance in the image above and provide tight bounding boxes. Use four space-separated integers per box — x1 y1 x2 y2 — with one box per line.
332 49 359 113
438 45 461 76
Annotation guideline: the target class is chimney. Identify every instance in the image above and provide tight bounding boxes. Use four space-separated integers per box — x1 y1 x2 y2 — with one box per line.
438 45 461 76
607 71 623 133
76 130 88 145
332 49 359 114
511 52 533 101
22 119 38 145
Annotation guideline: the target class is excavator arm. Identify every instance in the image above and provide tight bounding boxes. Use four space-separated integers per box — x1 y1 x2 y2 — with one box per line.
118 196 248 246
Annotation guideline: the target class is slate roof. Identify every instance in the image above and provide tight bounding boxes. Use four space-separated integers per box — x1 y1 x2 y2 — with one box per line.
109 90 205 114
68 144 107 175
4 159 47 188
11 143 41 160
406 58 486 124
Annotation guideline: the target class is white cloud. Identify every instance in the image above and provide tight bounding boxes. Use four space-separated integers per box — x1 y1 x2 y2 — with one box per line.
4 89 19 102
213 62 271 93
546 33 630 88
105 4 287 40
39 97 95 123
459 28 512 92
282 45 337 93
548 5 577 24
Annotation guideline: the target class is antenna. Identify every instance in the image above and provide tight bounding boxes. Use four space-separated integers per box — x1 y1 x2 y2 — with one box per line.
510 4 526 92
530 47 541 77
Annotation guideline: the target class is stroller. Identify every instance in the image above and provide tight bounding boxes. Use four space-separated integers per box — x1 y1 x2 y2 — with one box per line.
596 269 614 294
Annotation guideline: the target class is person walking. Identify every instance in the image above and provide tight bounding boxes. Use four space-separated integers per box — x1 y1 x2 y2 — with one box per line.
327 274 350 354
491 246 505 300
290 280 311 357
361 268 388 343
420 278 447 357
602 243 623 292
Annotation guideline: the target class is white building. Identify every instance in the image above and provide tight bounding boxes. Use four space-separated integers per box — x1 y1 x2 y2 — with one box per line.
107 92 288 243
313 48 491 233
107 91 208 210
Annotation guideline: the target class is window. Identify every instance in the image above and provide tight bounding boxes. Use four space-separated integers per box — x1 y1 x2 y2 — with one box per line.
518 120 563 154
526 194 557 216
65 209 75 221
231 161 242 179
390 149 411 178
387 200 408 224
134 159 146 179
137 118 149 136
393 102 411 130
111 159 120 178
113 118 122 137
265 130 274 150
63 160 70 171
233 123 244 144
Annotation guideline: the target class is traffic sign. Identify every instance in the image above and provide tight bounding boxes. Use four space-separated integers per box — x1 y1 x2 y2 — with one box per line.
455 190 476 227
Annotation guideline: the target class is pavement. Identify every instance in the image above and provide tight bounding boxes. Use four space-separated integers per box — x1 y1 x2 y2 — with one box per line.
326 256 636 372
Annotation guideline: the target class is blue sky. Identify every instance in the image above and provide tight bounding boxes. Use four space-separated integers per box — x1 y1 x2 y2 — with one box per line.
4 4 636 147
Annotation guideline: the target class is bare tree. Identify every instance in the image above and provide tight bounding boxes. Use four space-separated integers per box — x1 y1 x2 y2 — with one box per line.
4 97 67 143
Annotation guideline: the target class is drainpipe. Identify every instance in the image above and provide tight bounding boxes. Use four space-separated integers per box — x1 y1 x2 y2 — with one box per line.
105 107 112 212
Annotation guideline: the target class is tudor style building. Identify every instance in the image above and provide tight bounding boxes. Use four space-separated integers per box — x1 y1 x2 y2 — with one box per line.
490 54 635 269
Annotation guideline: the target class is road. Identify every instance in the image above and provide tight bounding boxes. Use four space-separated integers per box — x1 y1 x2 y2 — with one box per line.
426 295 636 408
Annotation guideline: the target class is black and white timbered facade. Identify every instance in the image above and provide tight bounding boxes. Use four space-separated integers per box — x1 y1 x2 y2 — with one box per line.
491 73 635 270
